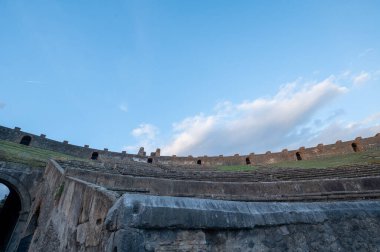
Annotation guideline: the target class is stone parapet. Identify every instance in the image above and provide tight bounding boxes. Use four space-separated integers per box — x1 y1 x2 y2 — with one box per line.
105 194 380 252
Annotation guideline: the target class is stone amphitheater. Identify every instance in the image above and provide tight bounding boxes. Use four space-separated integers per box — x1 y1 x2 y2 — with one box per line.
0 125 380 251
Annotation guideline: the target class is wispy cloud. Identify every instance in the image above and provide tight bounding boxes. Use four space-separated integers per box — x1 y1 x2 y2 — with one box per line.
292 113 380 148
161 76 348 155
25 80 44 85
132 123 158 139
352 71 371 86
338 70 351 79
119 103 128 112
124 123 159 153
358 48 374 58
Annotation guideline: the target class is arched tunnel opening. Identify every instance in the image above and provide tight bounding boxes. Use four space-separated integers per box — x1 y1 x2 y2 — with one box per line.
91 152 99 160
352 142 359 152
19 136 32 146
0 182 21 251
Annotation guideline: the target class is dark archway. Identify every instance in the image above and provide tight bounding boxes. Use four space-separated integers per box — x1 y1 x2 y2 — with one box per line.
91 152 99 160
197 160 202 165
0 173 31 252
147 158 153 164
19 136 32 146
245 157 251 165
296 152 302 161
352 143 359 152
0 183 21 251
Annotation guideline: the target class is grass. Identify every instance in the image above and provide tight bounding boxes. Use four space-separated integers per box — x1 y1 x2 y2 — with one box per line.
54 182 65 201
0 139 88 168
217 148 380 171
218 165 259 172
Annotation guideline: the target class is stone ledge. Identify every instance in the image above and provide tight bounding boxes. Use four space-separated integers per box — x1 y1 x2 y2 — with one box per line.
105 194 380 231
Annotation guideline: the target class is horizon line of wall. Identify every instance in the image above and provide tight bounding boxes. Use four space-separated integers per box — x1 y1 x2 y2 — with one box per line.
1 125 379 166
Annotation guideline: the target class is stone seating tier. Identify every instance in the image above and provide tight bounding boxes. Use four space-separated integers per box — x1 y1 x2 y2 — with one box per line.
55 159 380 183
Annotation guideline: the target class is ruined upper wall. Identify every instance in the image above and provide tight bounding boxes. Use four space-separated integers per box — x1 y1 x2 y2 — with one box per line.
1 125 379 166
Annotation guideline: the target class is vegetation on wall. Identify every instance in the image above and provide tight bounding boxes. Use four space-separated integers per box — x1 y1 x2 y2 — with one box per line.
0 140 86 168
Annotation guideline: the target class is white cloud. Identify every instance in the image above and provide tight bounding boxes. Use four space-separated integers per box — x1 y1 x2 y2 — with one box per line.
161 76 348 156
124 123 160 154
119 103 128 112
352 71 371 86
122 144 140 153
295 113 380 148
132 123 158 140
25 80 45 85
338 70 351 80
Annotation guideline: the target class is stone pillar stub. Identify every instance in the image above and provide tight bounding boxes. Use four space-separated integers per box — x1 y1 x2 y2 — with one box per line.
138 147 145 156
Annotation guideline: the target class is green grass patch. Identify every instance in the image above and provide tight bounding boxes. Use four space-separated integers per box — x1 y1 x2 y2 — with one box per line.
217 165 259 172
54 182 65 201
0 139 88 168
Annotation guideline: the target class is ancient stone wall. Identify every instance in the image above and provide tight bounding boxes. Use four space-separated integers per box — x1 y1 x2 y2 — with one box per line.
0 125 136 161
64 163 380 202
16 161 380 252
1 125 380 166
2 124 380 251
26 161 117 252
105 194 380 252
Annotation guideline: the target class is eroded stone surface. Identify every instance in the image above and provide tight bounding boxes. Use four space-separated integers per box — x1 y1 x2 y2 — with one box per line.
105 194 380 252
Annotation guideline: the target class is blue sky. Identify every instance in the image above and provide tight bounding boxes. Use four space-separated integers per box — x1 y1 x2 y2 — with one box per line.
0 0 380 160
